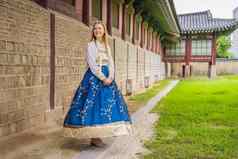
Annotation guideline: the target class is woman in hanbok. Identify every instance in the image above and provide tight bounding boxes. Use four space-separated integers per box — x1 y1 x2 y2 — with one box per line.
63 21 133 147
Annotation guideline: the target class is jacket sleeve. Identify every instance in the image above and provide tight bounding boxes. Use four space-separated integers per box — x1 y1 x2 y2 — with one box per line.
86 43 107 81
108 47 115 80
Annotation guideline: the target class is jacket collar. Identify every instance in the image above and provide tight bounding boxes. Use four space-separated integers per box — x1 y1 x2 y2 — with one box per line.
89 40 111 55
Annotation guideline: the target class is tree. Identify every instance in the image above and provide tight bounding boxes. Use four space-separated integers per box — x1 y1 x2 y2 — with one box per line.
216 35 232 58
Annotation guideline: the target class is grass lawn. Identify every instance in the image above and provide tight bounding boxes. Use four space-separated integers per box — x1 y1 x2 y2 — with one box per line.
126 80 171 113
143 75 238 159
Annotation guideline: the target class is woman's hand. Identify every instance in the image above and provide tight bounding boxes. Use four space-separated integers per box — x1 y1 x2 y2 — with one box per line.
103 78 113 85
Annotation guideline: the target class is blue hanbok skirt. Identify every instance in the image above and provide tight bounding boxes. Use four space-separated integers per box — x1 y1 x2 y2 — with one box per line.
63 65 133 139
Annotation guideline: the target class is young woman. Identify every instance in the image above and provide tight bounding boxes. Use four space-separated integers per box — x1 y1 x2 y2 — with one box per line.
63 21 133 147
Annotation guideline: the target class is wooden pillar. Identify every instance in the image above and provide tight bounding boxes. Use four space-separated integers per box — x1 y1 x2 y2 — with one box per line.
155 34 157 53
155 33 159 53
184 36 192 77
49 13 55 110
118 3 123 36
75 0 83 21
140 21 144 48
149 30 152 51
121 3 126 40
132 13 136 44
152 32 154 51
152 32 156 52
185 37 192 65
211 35 217 65
151 31 154 51
162 45 166 61
156 34 161 54
138 20 142 46
156 35 158 53
144 26 148 49
130 13 134 42
147 28 150 50
82 0 91 26
209 34 217 78
102 0 107 24
106 0 112 35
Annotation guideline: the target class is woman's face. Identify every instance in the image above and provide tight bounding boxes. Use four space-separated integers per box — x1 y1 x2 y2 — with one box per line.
93 23 105 39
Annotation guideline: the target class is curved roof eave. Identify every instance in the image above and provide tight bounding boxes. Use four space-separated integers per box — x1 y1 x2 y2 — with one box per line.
178 10 238 35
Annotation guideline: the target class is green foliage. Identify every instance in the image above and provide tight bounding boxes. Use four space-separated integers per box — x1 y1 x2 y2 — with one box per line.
216 36 232 58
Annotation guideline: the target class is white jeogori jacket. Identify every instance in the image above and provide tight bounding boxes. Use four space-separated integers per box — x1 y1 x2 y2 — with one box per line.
85 40 115 81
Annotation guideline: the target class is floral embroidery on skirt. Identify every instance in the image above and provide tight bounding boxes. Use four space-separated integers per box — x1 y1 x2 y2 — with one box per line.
63 65 133 139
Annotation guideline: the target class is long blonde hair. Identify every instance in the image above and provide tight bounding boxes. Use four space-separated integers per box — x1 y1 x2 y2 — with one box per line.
91 20 109 49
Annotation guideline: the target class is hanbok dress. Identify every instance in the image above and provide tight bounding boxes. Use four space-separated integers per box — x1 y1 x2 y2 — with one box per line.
63 40 133 139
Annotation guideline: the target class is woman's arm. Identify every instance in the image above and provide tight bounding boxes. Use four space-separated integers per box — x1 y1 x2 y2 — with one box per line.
86 43 107 81
108 47 115 80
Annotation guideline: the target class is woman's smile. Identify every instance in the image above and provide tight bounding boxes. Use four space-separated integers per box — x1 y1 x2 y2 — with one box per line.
94 23 104 39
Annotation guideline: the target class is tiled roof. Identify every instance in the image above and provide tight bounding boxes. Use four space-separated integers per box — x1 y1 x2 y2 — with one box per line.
178 10 238 34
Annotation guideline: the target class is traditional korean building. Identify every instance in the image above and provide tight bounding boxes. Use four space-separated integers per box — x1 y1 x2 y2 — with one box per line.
163 10 238 77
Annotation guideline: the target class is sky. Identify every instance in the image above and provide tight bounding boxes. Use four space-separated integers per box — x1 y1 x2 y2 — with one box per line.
174 0 238 18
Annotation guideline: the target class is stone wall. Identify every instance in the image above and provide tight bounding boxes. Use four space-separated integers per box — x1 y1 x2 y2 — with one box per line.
0 0 50 136
171 63 183 77
216 59 238 75
191 60 238 76
171 60 238 77
53 11 91 123
113 39 164 95
114 37 128 95
0 0 165 137
137 47 146 91
191 62 209 76
127 42 137 94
